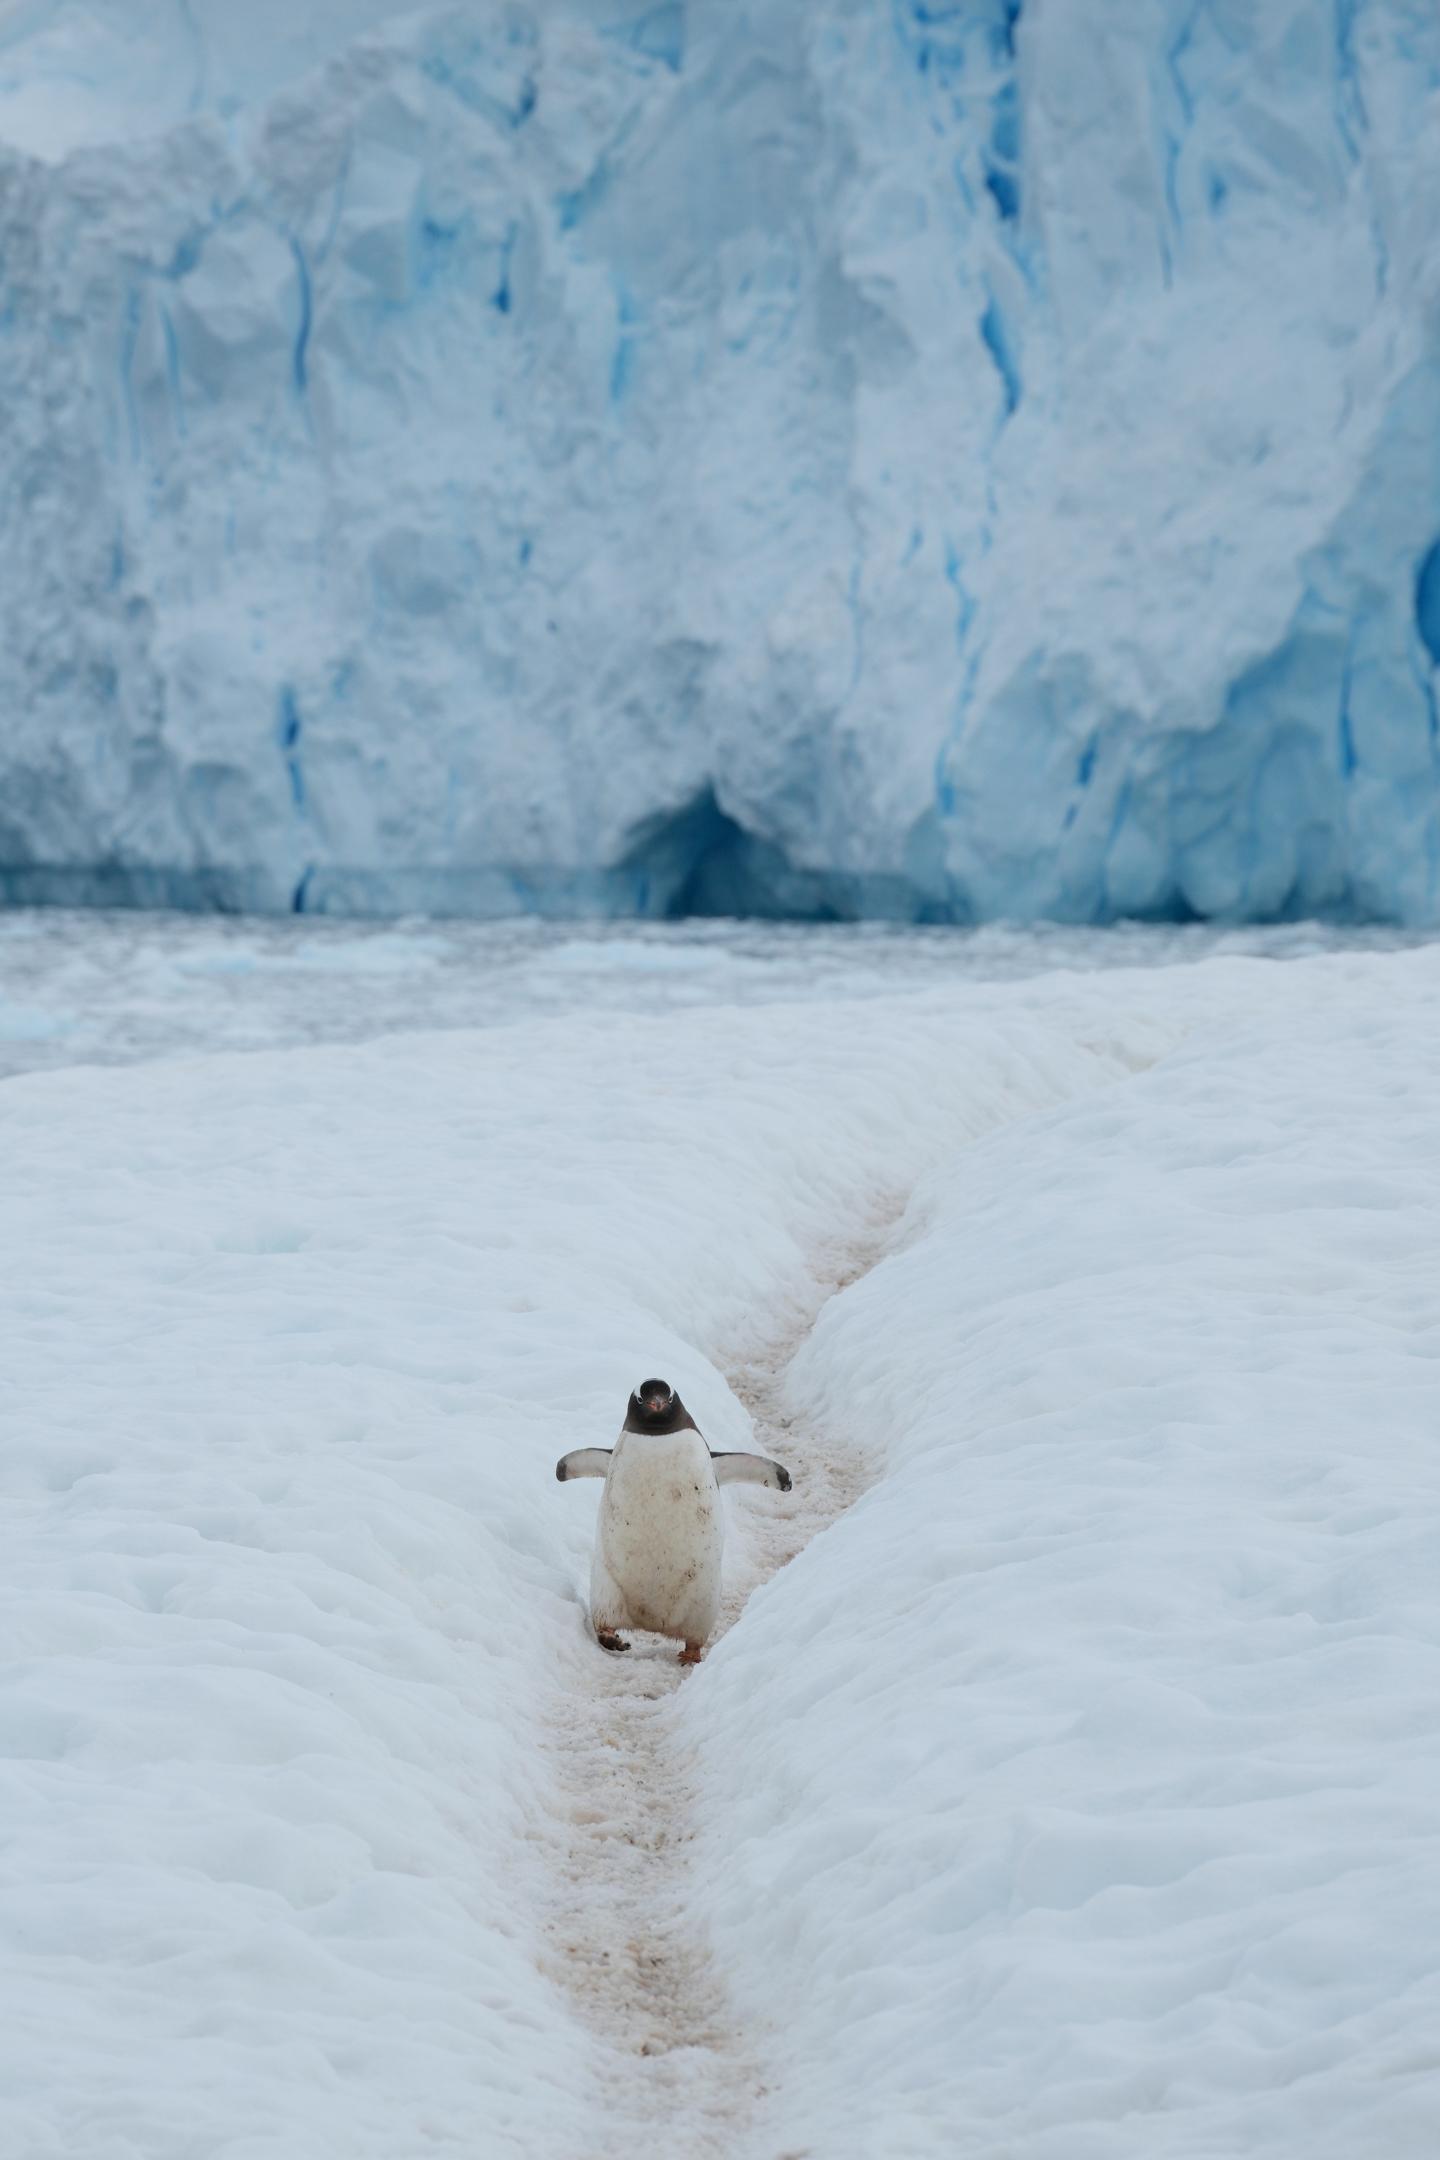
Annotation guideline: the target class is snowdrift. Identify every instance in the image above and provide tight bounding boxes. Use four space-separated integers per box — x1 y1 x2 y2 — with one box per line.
696 951 1440 2156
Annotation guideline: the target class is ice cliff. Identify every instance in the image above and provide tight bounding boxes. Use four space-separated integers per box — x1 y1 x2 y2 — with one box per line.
2 0 1439 922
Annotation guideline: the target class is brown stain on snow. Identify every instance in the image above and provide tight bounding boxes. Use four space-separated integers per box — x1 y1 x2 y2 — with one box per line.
534 1209 902 2160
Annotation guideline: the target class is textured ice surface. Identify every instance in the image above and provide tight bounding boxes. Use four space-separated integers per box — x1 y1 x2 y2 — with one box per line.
3 2 1440 922
0 907 1424 1078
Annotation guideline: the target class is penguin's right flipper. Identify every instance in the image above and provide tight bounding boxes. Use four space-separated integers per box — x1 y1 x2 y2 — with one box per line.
555 1448 613 1481
710 1451 793 1492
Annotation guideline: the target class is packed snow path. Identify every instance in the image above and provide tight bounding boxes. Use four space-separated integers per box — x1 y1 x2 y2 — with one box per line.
538 1217 897 2159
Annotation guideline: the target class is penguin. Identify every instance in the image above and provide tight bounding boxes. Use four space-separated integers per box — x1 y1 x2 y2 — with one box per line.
556 1377 792 1665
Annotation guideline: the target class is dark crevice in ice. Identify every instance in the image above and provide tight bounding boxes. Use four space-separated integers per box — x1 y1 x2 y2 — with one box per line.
622 788 955 923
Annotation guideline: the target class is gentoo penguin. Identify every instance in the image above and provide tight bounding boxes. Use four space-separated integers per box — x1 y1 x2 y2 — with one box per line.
556 1377 792 1665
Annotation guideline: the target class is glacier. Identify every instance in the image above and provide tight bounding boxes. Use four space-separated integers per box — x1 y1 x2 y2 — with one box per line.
2 0 1440 923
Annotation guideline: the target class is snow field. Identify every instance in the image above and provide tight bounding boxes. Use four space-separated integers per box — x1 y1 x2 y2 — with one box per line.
691 952 1440 2157
1 992 1143 2157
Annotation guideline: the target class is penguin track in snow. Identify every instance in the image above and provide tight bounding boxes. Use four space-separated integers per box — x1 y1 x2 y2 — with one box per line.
535 1210 900 2159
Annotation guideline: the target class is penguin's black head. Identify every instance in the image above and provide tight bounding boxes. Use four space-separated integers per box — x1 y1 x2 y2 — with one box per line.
626 1378 693 1433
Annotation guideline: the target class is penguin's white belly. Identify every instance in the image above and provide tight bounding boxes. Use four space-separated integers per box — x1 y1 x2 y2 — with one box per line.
596 1432 723 1641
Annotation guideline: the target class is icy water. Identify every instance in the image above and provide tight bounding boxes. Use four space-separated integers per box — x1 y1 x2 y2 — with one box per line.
0 909 1426 1078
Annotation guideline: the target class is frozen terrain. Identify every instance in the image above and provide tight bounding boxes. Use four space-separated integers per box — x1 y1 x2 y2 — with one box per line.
3 0 1440 922
699 960 1440 2156
3 923 1439 2155
0 904 1423 1078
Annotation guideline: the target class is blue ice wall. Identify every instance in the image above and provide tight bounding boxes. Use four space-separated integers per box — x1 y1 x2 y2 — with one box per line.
1 0 1439 923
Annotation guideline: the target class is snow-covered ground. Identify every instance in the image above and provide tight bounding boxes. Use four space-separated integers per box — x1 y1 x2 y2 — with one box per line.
700 955 1440 2157
3 923 1439 2156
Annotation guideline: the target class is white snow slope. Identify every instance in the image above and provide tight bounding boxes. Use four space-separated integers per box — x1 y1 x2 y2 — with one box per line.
3 1 1440 922
4 944 1439 2155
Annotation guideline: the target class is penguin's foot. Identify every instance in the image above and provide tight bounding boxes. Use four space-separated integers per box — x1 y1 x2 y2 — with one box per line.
596 1630 629 1654
678 1643 704 1666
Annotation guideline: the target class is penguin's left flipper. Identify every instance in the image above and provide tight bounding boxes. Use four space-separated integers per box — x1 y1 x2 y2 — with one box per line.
710 1451 792 1492
556 1448 613 1481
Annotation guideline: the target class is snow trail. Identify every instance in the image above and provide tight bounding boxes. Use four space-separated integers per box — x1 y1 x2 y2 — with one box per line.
536 1213 898 2159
